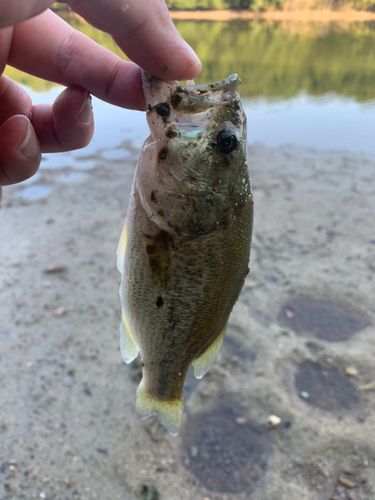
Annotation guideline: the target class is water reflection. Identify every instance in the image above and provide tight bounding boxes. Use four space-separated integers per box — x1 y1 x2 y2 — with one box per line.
176 19 375 102
6 17 375 103
3 17 375 178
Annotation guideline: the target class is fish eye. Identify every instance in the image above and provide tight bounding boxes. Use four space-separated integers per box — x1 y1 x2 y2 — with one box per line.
216 130 238 154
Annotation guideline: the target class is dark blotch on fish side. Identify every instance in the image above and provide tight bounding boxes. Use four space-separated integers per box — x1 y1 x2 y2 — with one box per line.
158 147 168 161
295 361 360 411
277 295 370 341
154 102 170 118
146 244 156 255
182 395 271 494
144 230 173 285
150 190 157 202
171 92 182 108
156 296 164 308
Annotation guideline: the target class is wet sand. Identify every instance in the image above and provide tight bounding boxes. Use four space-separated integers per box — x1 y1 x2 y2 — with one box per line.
0 142 374 499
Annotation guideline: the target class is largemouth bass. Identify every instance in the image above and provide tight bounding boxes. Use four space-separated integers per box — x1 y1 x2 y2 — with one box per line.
117 72 253 435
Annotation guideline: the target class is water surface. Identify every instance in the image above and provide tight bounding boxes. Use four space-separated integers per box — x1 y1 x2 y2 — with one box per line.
4 18 375 176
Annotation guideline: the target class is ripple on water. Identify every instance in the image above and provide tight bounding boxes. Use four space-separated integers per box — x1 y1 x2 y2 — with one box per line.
17 185 53 199
278 295 370 341
182 395 271 494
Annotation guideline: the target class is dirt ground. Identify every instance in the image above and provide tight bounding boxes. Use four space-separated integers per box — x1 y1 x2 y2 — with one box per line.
0 140 374 500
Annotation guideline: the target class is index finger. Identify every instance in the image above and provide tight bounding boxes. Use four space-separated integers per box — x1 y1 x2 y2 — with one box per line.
9 10 146 110
68 0 202 81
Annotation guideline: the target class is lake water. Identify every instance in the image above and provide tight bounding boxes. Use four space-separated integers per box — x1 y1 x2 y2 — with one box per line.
4 17 375 177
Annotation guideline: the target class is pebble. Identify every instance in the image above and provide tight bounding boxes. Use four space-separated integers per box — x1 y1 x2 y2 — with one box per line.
360 381 375 392
265 415 282 429
345 366 358 377
190 446 198 458
338 475 356 488
44 265 68 274
235 417 247 425
53 307 67 316
300 391 310 399
284 307 294 318
96 448 108 455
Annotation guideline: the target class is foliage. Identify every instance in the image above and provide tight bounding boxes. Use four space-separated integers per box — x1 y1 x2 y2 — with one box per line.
51 2 70 11
50 0 375 13
166 0 375 10
175 19 375 101
3 66 57 92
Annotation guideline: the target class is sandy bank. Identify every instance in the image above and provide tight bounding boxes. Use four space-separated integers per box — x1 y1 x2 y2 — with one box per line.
1 142 374 499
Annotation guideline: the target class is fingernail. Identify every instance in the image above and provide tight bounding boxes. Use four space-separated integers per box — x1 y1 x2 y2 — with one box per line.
78 91 93 125
19 118 39 158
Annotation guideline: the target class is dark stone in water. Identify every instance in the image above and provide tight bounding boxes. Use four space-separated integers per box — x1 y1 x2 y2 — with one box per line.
278 296 370 341
138 484 159 500
295 361 360 411
182 395 271 493
222 335 257 364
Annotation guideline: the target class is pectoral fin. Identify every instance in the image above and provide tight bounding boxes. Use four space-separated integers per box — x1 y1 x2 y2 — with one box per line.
120 310 139 364
116 218 128 273
192 324 227 379
135 379 184 436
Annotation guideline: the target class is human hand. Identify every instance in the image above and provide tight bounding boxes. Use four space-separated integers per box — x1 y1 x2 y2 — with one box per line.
0 0 201 202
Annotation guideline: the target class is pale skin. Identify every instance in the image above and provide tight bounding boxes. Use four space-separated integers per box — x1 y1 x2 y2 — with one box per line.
0 0 202 202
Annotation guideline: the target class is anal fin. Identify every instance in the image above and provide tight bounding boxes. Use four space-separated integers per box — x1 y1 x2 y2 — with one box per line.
192 323 227 379
120 309 139 364
116 217 128 273
135 379 184 436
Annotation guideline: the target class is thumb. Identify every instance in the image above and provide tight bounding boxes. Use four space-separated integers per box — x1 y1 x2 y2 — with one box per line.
0 115 41 199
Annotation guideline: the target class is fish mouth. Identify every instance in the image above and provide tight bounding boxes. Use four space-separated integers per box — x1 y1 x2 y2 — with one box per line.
184 74 240 94
142 72 241 114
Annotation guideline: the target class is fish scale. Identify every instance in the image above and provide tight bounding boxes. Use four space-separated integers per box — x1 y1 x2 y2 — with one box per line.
117 71 253 435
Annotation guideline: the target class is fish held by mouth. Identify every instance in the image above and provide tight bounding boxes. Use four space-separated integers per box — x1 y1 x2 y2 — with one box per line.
117 71 254 435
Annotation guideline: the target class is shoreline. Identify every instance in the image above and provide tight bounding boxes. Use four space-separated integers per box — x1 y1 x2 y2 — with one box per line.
169 9 375 21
